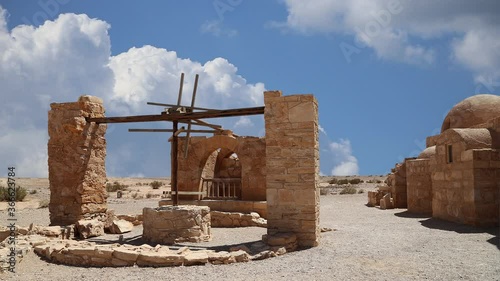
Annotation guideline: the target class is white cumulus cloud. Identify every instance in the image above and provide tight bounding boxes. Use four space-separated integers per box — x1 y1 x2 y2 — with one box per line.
0 7 266 177
275 0 500 82
329 139 359 176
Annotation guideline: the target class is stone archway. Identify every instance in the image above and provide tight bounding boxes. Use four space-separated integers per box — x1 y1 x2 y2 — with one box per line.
199 148 242 199
177 133 266 201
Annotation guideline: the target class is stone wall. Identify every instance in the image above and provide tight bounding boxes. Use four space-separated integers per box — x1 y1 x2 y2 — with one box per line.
143 206 211 245
177 134 266 201
387 161 409 208
159 199 267 218
431 142 474 224
470 149 500 226
264 90 320 248
431 129 499 226
48 96 107 226
406 159 432 215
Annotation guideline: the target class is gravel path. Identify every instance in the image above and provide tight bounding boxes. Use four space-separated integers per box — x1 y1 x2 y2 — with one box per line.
2 194 499 281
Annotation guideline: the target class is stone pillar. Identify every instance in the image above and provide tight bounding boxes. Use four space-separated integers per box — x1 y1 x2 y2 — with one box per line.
264 90 320 248
48 96 107 226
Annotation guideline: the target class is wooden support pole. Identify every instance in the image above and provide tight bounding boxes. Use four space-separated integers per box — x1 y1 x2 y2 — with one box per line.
171 121 179 206
184 74 199 158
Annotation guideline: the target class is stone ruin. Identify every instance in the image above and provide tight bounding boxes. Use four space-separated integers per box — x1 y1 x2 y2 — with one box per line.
369 94 500 227
48 96 108 226
31 90 320 268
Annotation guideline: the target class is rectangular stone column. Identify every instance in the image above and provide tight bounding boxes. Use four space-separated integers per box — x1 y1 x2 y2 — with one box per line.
264 90 320 247
48 96 107 225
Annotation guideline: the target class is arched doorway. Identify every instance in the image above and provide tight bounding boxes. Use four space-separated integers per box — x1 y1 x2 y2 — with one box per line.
200 147 242 199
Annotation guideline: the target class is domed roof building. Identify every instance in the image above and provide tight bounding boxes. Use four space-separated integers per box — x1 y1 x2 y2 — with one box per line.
441 94 500 132
381 94 500 227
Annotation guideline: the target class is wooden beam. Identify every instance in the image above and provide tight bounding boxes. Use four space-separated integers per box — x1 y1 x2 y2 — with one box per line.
147 102 216 112
171 121 179 206
192 119 222 130
86 106 264 123
128 128 217 133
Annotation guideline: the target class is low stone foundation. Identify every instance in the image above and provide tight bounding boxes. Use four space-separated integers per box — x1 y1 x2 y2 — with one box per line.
143 206 211 245
211 211 267 227
159 199 267 218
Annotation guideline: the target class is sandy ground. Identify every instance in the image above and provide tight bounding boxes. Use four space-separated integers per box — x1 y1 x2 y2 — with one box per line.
0 177 498 281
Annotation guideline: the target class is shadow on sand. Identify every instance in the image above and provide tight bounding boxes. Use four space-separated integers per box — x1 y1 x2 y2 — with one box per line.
394 211 499 250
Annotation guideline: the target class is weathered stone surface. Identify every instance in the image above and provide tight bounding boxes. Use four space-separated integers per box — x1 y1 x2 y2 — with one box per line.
211 211 267 227
380 194 394 210
75 219 104 239
35 226 62 237
108 220 134 234
264 232 298 252
230 250 250 262
143 205 211 245
117 214 143 226
48 95 107 226
112 248 139 262
207 251 235 264
184 251 209 266
264 91 320 248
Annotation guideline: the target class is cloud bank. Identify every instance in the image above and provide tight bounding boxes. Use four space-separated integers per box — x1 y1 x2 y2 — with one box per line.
0 7 265 177
275 0 500 84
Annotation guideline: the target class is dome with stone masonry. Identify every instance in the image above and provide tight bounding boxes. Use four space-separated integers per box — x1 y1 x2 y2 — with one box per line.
417 146 436 159
441 94 500 133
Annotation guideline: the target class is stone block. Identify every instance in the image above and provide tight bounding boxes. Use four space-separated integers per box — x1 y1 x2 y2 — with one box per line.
108 220 134 234
75 219 104 239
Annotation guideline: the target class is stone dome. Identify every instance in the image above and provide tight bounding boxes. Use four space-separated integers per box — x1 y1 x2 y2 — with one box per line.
417 146 436 159
441 94 500 133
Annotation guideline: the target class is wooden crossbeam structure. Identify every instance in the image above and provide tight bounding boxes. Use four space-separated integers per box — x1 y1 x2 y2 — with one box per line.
85 73 264 206
86 106 265 124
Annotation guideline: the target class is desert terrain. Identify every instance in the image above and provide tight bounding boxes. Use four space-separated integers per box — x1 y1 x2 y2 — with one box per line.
0 176 498 281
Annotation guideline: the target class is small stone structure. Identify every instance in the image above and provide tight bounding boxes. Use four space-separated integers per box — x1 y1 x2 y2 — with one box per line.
264 91 320 247
48 90 320 250
142 206 211 245
48 96 107 226
380 94 500 227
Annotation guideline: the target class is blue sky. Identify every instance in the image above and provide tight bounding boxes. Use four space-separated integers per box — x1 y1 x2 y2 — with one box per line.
1 0 499 177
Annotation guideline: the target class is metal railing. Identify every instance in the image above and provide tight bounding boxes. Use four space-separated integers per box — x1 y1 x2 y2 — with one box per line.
201 178 241 200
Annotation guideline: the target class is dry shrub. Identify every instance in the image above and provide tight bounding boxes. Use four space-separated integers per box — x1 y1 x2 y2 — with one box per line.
38 199 50 208
339 186 357 195
337 179 349 185
150 181 163 189
0 186 28 201
348 178 362 185
106 181 128 192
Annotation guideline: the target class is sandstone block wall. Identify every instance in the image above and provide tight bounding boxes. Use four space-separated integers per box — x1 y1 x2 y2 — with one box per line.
406 159 432 215
143 206 211 245
471 149 500 226
392 161 409 208
431 143 473 224
48 96 107 226
264 90 320 248
177 135 266 201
